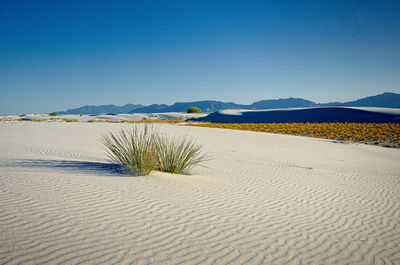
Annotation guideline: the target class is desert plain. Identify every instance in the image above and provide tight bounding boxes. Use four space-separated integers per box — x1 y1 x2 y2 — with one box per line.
1 121 400 264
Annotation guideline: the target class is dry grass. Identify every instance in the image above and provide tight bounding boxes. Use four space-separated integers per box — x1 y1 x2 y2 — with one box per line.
1 118 185 123
127 119 185 124
186 122 400 148
88 119 124 123
88 119 185 123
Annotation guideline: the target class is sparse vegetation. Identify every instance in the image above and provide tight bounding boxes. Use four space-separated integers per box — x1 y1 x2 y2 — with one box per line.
49 112 58 116
101 125 158 176
156 136 207 174
187 107 202 113
127 119 185 124
87 118 184 124
1 117 186 123
185 122 400 148
102 125 207 176
88 119 123 123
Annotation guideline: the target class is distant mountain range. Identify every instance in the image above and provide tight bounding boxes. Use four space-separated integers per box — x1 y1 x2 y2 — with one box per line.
57 104 144 115
57 92 400 114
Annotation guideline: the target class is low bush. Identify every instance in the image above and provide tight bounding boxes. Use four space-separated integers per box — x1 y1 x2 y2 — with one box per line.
49 112 58 116
187 107 202 113
102 125 207 176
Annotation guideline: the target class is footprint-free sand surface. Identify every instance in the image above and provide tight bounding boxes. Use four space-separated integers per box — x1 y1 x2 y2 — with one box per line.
1 122 399 264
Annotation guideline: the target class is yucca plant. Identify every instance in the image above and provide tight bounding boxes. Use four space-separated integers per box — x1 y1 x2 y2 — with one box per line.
155 135 207 174
101 125 158 176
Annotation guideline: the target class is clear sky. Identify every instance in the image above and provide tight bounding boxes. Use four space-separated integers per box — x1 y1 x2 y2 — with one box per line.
1 0 399 115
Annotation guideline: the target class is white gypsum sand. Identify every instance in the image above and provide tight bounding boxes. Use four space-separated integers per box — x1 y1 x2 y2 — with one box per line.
0 122 399 264
0 112 207 122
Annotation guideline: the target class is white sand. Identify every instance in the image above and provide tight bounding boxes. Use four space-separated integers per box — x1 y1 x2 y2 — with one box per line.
0 112 207 122
0 122 399 264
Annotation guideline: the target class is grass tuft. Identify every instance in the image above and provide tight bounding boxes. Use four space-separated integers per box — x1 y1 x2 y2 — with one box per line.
101 125 158 176
156 135 207 174
102 125 207 176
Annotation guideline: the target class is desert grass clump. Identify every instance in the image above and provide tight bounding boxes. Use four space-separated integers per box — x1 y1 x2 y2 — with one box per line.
49 112 58 116
155 135 207 174
102 125 207 176
101 125 158 176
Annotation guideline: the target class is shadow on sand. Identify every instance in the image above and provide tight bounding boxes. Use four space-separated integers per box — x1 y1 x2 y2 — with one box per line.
7 159 130 177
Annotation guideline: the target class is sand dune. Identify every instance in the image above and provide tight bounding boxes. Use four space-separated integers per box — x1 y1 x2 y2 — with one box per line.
198 107 400 123
0 112 207 122
1 122 400 264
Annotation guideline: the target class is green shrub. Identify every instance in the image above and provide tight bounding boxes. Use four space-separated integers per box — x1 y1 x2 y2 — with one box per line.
101 125 158 176
187 107 202 113
49 112 58 116
101 125 207 176
156 136 207 174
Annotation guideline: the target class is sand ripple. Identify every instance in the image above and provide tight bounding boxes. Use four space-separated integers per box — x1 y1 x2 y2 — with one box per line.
0 123 399 264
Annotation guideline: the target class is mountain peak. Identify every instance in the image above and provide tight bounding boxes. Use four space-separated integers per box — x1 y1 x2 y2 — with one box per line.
56 92 400 114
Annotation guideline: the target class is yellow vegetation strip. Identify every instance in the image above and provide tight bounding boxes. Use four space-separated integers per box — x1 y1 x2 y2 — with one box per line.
185 122 400 148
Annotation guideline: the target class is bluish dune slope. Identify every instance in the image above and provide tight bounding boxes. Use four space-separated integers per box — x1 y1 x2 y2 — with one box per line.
198 107 400 123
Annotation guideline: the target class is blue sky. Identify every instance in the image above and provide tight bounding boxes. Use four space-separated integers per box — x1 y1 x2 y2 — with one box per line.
1 0 399 114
